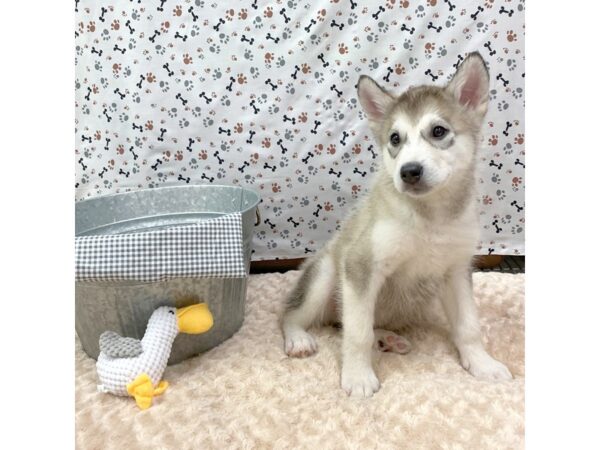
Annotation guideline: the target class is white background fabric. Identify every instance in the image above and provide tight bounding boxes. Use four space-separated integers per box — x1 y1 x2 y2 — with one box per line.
75 0 525 260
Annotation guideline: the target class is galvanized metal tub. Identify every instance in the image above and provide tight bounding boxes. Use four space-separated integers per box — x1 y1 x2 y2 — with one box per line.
75 185 260 364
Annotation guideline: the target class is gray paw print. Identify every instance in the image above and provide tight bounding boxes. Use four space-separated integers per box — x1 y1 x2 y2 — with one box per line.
253 16 263 29
273 206 283 217
339 70 350 82
323 99 334 111
346 98 358 110
218 32 229 44
511 223 523 234
189 158 199 169
307 219 317 230
279 156 290 168
366 32 379 43
256 93 268 104
159 80 170 92
300 196 310 207
281 27 293 40
415 5 426 17
491 173 502 184
268 104 280 114
276 56 286 68
266 240 277 250
337 196 347 207
285 83 295 94
132 92 141 103
221 95 231 106
101 29 110 41
333 111 345 121
203 117 214 126
314 71 325 84
99 77 109 88
80 105 90 115
94 61 103 71
128 38 136 50
368 58 379 70
167 107 177 118
504 143 513 155
256 230 267 241
512 87 523 99
496 189 506 200
184 79 194 91
297 173 309 184
284 129 294 141
445 15 456 28
409 57 419 69
436 45 447 57
155 45 166 55
191 106 202 117
208 43 221 54
497 100 509 112
310 34 322 46
250 67 260 79
347 12 358 26
341 152 351 163
216 168 226 179
290 239 302 249
244 174 256 184
377 21 389 33
307 165 318 175
403 39 413 51
244 49 254 61
507 58 517 71
331 181 341 192
190 24 201 38
212 68 222 80
476 22 489 33
489 89 498 100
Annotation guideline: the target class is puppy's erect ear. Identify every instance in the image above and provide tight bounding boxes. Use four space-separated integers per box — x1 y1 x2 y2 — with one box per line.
446 52 490 118
357 75 394 123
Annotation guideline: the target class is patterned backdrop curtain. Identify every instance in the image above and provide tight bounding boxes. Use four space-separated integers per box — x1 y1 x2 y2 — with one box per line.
75 0 525 260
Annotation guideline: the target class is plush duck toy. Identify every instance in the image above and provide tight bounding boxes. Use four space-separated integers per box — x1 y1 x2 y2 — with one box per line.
96 303 213 409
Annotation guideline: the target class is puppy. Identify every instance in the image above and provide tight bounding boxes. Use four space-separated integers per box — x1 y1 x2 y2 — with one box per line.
281 52 512 397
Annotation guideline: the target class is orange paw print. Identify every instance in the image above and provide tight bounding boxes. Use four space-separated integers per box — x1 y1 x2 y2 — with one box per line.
352 185 361 194
400 0 410 7
175 150 183 161
483 195 493 205
146 73 156 83
199 150 208 160
87 21 96 32
272 183 281 193
314 144 323 155
226 9 235 21
237 74 247 84
145 120 154 131
173 5 182 16
514 133 524 145
262 138 271 148
238 9 248 20
183 53 193 65
327 144 336 155
338 43 348 55
234 123 244 133
488 135 499 146
395 64 406 75
323 201 334 211
424 42 435 53
117 145 125 155
301 63 311 74
298 112 308 123
264 52 274 63
264 6 273 18
427 0 437 6
110 20 120 30
352 144 362 155
507 30 517 42
94 131 102 141
161 21 170 33
112 63 121 73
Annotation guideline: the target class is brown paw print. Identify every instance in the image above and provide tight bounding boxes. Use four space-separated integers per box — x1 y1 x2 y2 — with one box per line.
512 176 523 188
488 135 499 146
352 185 361 194
395 64 406 75
484 0 494 8
175 150 183 161
298 112 308 123
262 138 271 148
145 120 154 131
94 131 102 140
314 144 323 155
251 152 259 163
327 144 336 155
87 21 96 32
424 42 435 53
264 52 274 63
162 150 171 161
92 84 99 94
234 123 244 133
352 144 362 155
110 20 120 31
318 8 327 21
338 43 348 55
272 183 281 193
237 74 247 84
199 150 208 160
507 30 517 42
146 73 156 83
238 8 248 20
264 6 273 18
161 21 170 33
108 159 115 167
112 63 121 73
225 9 235 21
400 0 410 7
173 5 182 16
427 0 437 6
514 133 524 145
183 53 193 65
483 195 493 205
323 201 334 211
116 145 125 155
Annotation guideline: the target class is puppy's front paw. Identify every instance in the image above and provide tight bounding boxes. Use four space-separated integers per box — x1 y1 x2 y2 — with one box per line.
461 351 513 381
341 364 380 397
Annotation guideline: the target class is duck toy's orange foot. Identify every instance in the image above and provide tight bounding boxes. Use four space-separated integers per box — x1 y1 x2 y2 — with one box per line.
126 373 169 410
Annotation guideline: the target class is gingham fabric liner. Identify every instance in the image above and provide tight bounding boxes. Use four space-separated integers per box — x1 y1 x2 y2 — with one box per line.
75 213 246 282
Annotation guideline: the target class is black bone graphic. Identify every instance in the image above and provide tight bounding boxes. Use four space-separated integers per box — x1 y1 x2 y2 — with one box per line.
84 87 91 101
136 74 145 89
492 219 502 234
310 120 322 135
428 22 442 33
104 138 111 151
277 139 288 154
241 34 255 45
246 130 256 144
511 200 524 212
113 44 126 54
302 152 314 164
503 121 513 136
103 108 112 122
129 146 138 160
331 20 344 30
304 247 314 254
218 127 231 136
151 159 162 171
515 158 525 168
350 0 357 9
453 54 464 69
238 161 250 172
75 0 80 13
199 91 212 104
353 167 367 177
291 65 300 80
265 78 277 91
496 73 509 87
98 167 108 178
383 66 393 82
91 46 103 56
132 122 143 133
330 84 342 97
158 128 167 141
266 32 280 44
75 182 80 188
186 138 194 152
114 88 126 99
287 217 300 228
470 6 484 20
149 30 161 43
283 114 296 124
175 93 188 106
226 76 235 92
340 131 349 146
368 144 377 159
444 0 456 11
188 6 198 22
81 134 92 143
174 32 188 41
280 8 290 24
213 18 225 32
484 41 496 56
499 6 514 17
318 53 330 68
250 99 259 114
125 20 134 35
489 159 503 169
214 151 224 164
425 68 439 81
78 158 88 170
251 0 258 9
401 23 415 34
99 7 107 22
304 19 317 33
329 168 342 178
487 247 495 256
264 218 276 229
163 63 174 76
201 173 214 182
157 0 166 11
264 162 276 172
119 168 130 178
372 6 385 20
178 174 191 183
313 204 323 217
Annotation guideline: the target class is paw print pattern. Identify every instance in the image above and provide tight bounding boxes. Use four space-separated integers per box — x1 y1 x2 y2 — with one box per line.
75 0 525 258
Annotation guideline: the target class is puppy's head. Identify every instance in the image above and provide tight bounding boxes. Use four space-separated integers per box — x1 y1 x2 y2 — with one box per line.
357 52 489 197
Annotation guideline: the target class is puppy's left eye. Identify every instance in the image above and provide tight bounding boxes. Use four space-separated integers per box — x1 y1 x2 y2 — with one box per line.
432 126 448 139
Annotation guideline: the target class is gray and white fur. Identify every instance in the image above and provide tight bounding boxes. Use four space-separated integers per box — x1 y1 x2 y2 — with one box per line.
281 52 512 397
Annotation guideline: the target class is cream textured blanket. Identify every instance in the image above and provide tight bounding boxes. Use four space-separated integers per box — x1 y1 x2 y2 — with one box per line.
76 271 524 449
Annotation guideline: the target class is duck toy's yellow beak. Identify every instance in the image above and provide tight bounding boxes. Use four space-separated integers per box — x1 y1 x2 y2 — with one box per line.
175 303 214 334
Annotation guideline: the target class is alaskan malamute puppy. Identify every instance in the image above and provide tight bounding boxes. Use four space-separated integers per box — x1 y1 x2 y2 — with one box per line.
282 52 512 397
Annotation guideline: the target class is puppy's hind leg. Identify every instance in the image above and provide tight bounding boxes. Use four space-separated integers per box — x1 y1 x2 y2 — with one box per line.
282 254 336 358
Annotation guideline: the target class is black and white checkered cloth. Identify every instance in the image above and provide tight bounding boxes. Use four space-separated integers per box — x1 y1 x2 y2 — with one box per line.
75 213 246 282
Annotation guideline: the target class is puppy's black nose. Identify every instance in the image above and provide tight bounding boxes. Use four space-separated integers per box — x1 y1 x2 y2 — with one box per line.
400 162 423 185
